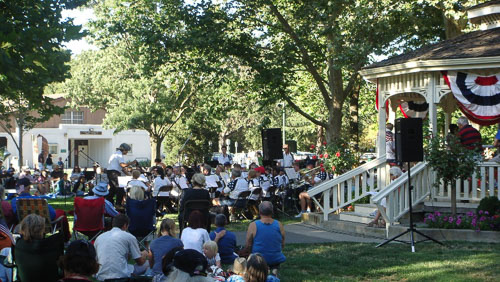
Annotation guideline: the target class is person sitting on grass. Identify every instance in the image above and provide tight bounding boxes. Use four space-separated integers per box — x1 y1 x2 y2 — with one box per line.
245 253 280 282
227 257 247 282
57 173 73 196
149 218 184 275
245 201 285 276
57 240 99 282
162 249 212 282
94 214 149 281
180 210 211 254
209 214 238 264
202 241 221 269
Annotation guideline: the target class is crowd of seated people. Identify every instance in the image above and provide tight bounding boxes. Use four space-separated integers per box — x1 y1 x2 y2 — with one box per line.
0 157 297 281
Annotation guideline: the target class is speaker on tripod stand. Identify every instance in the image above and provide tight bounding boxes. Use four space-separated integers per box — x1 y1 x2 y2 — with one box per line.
376 118 443 252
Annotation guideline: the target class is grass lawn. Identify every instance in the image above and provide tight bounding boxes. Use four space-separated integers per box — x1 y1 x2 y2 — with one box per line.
281 242 500 282
48 198 500 282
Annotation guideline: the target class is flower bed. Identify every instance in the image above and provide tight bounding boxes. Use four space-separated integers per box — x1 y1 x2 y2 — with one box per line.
424 210 500 231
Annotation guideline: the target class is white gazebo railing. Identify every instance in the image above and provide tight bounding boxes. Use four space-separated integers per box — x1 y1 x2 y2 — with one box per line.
307 156 388 221
434 161 500 201
371 162 432 224
309 159 500 225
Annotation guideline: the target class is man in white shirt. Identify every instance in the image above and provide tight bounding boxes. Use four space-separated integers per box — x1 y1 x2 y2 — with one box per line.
172 166 189 190
94 214 149 280
217 145 233 165
280 144 294 168
127 170 149 192
107 143 136 205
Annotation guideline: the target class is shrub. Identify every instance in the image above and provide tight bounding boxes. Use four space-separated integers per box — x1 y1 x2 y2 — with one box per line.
424 211 500 231
477 196 500 216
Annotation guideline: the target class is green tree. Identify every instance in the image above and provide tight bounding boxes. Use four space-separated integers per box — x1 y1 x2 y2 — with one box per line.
188 0 446 144
0 0 86 166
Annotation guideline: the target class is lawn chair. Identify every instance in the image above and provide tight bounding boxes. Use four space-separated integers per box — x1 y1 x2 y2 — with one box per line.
126 197 156 250
232 190 252 221
180 199 211 233
73 197 105 242
13 231 64 281
15 198 64 235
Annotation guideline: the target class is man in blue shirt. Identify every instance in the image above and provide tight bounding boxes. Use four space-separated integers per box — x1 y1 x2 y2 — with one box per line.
209 214 238 264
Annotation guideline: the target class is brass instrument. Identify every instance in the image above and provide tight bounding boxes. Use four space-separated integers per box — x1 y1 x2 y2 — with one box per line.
292 166 321 188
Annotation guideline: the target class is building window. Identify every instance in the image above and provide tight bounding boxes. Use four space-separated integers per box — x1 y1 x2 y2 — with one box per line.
48 144 58 155
61 111 84 124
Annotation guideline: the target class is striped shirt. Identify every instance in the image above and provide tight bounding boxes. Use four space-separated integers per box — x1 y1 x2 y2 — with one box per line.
458 125 482 151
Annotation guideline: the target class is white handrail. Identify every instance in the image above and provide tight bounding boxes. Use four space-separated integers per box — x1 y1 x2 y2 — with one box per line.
371 161 431 224
308 156 388 221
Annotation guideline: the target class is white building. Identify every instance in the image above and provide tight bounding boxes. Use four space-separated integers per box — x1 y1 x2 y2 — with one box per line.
0 96 151 169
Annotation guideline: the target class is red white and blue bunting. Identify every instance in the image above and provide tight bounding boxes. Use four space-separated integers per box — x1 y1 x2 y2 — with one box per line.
399 101 429 119
443 71 500 125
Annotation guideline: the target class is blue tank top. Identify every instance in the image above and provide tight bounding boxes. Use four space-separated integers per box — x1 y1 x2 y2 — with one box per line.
252 220 286 265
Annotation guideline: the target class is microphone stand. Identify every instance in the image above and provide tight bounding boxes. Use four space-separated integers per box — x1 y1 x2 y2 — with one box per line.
79 149 99 167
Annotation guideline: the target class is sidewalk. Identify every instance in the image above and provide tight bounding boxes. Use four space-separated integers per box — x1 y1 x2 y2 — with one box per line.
233 222 384 245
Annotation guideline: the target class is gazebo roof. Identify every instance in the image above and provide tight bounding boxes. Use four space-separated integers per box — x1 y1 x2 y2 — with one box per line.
364 27 500 70
469 0 500 10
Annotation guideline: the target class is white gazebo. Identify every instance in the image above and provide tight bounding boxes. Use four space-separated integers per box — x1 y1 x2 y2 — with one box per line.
308 1 500 227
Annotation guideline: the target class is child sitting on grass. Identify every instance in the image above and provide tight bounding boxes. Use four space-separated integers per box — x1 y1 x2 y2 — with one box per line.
203 241 221 270
227 257 247 282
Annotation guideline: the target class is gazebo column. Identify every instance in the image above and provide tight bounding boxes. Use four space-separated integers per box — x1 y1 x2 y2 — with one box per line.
427 74 438 136
377 102 387 158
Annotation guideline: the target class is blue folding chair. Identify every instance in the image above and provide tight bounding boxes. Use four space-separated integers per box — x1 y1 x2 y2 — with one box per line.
126 197 156 250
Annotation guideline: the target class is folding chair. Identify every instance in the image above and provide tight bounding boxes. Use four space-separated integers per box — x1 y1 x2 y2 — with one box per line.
73 197 105 242
13 231 64 281
248 188 263 217
126 197 156 250
232 190 252 221
156 185 173 214
180 199 211 232
15 198 64 235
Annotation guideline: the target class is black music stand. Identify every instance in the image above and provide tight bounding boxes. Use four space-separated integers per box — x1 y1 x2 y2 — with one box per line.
375 161 444 252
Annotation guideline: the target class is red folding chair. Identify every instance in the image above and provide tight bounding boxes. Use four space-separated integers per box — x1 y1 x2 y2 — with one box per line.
73 197 105 242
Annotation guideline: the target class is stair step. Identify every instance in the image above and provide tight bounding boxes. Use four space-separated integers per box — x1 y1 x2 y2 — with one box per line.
354 204 378 216
424 201 479 209
322 217 386 238
339 212 373 224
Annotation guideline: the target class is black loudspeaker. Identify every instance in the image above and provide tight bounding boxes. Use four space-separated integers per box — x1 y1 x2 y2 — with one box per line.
395 118 423 162
262 128 283 161
286 140 297 153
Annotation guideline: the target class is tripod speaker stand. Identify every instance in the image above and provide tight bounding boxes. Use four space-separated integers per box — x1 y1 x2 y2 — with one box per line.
376 118 443 252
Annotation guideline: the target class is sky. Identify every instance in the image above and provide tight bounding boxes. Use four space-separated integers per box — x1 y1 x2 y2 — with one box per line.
61 8 96 55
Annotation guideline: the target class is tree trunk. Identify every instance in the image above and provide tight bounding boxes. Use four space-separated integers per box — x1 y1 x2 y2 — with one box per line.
325 107 343 144
450 180 457 217
349 86 359 150
316 125 324 148
150 135 164 166
17 117 24 168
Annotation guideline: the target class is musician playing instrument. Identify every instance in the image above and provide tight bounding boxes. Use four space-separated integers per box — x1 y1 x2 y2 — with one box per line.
107 143 137 205
295 163 323 218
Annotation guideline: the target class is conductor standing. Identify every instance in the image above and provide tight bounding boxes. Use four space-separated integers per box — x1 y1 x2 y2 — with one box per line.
107 143 135 205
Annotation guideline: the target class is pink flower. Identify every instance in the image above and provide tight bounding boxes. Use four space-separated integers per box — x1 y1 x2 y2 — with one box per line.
324 153 329 158
335 152 341 157
480 216 486 221
319 154 323 158
466 211 473 217
310 145 316 150
456 218 462 225
323 141 327 145
484 211 489 215
435 212 441 217
312 155 317 160
443 216 448 222
479 210 484 215
448 217 454 223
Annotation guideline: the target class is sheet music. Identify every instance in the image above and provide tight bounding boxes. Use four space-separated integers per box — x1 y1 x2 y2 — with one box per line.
285 168 299 180
118 176 133 188
206 175 219 188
